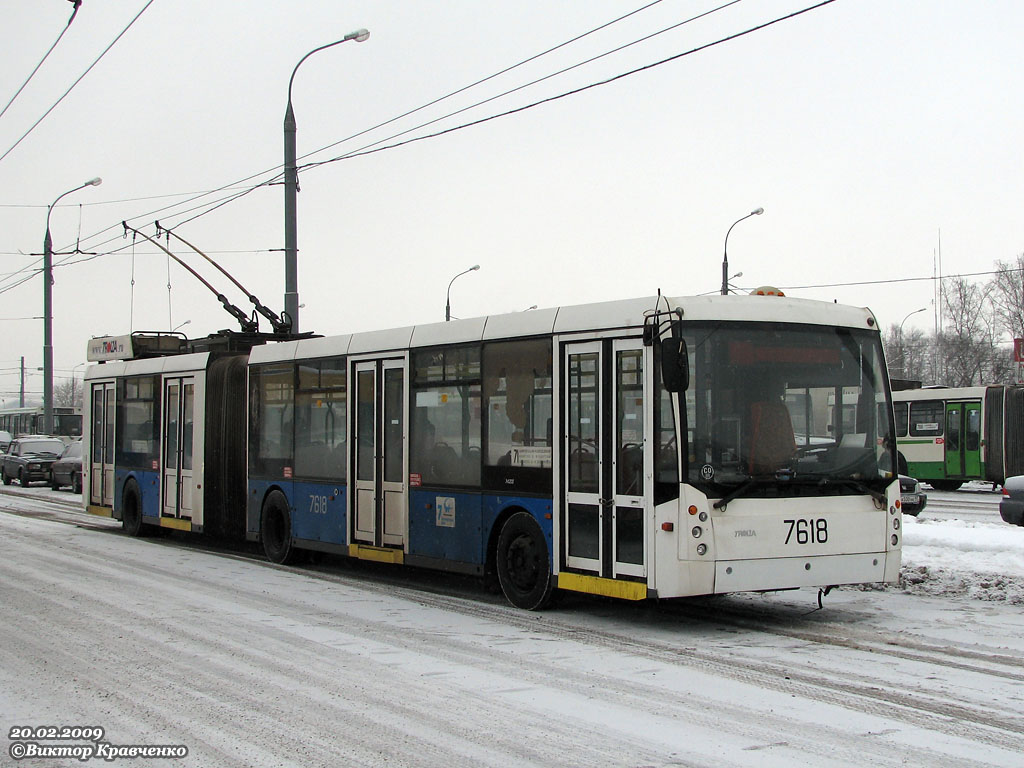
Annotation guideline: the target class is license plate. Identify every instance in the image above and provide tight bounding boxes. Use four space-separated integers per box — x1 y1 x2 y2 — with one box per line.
901 494 919 506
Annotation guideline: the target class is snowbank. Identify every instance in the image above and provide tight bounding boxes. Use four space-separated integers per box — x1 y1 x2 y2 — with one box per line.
897 516 1024 604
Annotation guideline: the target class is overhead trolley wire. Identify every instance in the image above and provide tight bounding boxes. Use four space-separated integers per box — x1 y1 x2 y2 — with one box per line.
6 1 832 289
303 0 835 172
0 0 157 166
0 0 83 123
31 0 682 257
299 0 746 174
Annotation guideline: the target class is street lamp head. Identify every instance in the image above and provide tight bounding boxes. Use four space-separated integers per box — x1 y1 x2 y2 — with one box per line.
345 28 370 42
470 264 480 271
752 207 764 215
86 177 102 187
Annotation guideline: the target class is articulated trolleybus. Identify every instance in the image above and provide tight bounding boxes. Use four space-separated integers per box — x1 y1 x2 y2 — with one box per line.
84 293 902 609
891 385 1024 490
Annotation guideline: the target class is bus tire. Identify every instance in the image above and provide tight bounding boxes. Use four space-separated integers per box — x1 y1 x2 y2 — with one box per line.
261 490 298 565
930 480 962 492
122 479 144 537
496 511 553 611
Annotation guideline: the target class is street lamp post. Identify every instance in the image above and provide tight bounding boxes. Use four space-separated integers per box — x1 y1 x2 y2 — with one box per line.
284 28 369 334
446 265 480 321
43 177 101 435
721 207 763 296
897 307 927 378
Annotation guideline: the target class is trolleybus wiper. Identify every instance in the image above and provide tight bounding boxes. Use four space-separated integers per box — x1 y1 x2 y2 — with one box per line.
713 477 760 509
156 223 292 335
122 222 258 334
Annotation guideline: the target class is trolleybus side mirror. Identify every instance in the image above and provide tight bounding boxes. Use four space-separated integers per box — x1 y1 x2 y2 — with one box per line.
661 337 689 393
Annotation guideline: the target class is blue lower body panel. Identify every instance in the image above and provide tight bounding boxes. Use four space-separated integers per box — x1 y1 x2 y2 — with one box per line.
247 479 346 546
114 468 160 521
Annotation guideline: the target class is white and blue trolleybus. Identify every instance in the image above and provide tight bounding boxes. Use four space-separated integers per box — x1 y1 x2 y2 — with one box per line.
84 292 903 609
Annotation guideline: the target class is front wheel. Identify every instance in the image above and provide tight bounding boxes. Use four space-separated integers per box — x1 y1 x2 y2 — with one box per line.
17 469 29 487
261 490 298 564
2 470 10 486
72 473 82 494
496 511 554 610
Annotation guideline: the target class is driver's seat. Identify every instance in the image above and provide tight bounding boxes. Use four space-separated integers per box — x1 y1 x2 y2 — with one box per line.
748 400 795 475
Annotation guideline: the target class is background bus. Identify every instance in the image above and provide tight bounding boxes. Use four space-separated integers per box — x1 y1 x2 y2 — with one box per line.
84 294 902 609
892 385 1024 490
0 406 82 442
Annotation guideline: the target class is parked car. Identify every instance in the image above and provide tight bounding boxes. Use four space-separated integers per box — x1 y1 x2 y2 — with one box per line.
899 475 927 517
0 429 11 453
999 475 1024 526
50 439 83 493
1 436 66 487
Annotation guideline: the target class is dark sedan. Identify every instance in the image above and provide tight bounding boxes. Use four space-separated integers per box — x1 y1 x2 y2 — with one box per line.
899 475 927 517
999 475 1024 526
1 436 66 486
50 440 83 493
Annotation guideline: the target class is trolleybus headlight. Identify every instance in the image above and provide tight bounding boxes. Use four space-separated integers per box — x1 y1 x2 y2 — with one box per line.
696 543 708 556
891 534 899 546
691 526 702 538
698 511 708 522
893 518 900 530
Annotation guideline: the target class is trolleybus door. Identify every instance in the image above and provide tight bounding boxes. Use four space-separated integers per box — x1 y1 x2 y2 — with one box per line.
161 377 195 522
352 358 407 548
945 401 982 480
89 381 115 507
564 339 648 579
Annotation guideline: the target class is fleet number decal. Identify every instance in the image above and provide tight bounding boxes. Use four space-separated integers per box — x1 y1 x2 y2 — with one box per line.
784 518 828 545
310 495 329 515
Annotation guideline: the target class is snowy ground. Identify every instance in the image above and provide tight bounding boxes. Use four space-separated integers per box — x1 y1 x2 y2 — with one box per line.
0 486 1022 768
897 484 1024 604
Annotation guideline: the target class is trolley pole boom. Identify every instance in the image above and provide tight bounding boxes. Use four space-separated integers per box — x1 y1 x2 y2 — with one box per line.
157 224 292 335
122 222 258 333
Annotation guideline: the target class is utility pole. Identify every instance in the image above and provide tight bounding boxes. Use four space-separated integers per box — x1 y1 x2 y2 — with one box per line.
19 357 25 407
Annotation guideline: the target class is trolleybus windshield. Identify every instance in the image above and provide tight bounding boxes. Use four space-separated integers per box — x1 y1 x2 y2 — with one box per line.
683 321 894 499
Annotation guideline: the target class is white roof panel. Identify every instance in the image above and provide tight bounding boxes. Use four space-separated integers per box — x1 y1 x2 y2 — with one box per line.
411 317 486 348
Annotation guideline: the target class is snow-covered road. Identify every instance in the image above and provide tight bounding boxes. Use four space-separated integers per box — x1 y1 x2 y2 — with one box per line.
1 491 1022 768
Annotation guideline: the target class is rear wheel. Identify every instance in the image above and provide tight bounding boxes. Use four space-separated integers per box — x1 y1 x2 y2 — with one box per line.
72 473 82 494
496 511 554 610
51 471 61 490
261 490 298 564
929 480 962 492
122 479 144 537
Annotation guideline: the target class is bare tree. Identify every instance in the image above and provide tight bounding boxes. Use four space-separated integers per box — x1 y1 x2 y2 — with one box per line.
989 253 1024 339
882 324 931 383
938 277 1001 386
53 378 83 408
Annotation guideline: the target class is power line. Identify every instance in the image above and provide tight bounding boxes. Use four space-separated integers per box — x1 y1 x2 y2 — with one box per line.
0 0 157 166
298 0 745 176
301 1 834 173
24 0 690 257
0 184 261 209
0 0 82 123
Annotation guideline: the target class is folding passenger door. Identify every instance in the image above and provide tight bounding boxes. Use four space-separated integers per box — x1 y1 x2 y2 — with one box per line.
352 357 407 549
89 381 115 508
562 338 649 580
162 376 195 522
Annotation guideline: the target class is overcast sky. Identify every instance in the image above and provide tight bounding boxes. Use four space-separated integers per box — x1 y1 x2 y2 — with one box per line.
1 0 1021 403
